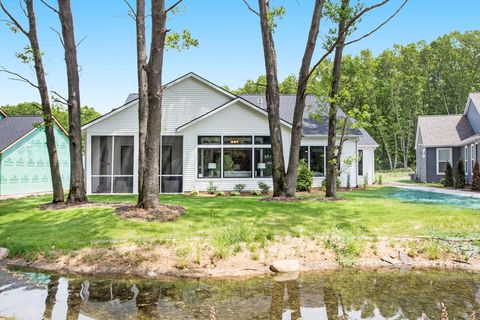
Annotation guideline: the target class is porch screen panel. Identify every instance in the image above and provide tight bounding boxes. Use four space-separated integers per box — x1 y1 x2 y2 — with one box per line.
91 136 112 193
113 136 134 193
161 136 183 193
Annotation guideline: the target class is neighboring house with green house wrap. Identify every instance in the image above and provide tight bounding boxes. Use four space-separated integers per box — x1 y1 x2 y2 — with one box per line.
0 111 70 197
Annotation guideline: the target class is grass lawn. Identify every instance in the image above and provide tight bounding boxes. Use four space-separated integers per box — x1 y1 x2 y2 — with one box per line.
0 186 478 258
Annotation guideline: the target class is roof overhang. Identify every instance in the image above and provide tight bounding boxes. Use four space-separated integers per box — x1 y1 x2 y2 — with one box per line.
0 109 7 118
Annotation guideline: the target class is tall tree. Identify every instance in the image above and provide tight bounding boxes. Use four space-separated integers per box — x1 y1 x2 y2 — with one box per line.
0 0 64 203
136 0 197 208
55 0 87 204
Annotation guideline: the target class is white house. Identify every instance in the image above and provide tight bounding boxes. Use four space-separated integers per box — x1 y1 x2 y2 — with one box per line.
81 73 377 194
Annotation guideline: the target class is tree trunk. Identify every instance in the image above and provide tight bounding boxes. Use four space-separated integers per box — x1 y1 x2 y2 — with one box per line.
137 0 167 209
258 0 286 197
26 0 64 203
57 0 87 204
285 0 324 197
325 0 348 198
136 0 148 194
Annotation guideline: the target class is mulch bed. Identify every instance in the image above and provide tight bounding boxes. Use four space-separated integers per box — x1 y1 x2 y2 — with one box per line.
114 204 186 222
260 196 344 202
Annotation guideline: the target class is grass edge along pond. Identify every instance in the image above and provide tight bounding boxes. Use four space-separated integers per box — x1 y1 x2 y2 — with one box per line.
0 186 479 262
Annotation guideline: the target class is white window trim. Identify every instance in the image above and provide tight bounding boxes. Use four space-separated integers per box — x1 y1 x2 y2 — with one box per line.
471 144 475 174
465 146 468 175
436 148 452 176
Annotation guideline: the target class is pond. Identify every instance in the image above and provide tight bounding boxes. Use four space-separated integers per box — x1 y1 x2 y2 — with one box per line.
0 268 479 319
389 188 480 209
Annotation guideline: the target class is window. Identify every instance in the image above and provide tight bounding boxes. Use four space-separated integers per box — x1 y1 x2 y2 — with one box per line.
358 150 364 176
91 136 134 193
299 146 309 165
223 148 252 178
472 144 475 175
255 148 272 177
254 136 270 145
198 136 221 145
465 146 468 175
223 136 252 145
310 146 325 177
198 148 221 178
436 148 452 175
298 146 326 177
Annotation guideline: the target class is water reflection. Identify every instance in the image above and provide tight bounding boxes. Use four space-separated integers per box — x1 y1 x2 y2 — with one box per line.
0 268 479 319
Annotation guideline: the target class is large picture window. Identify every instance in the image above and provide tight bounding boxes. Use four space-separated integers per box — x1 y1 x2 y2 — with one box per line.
223 148 252 178
91 136 134 193
255 148 272 177
436 148 452 175
299 146 326 177
198 148 221 178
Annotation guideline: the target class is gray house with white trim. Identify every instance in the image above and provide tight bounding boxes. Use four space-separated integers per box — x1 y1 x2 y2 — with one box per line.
415 93 480 183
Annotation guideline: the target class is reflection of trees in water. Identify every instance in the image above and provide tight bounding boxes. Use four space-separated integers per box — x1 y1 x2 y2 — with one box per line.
39 270 479 319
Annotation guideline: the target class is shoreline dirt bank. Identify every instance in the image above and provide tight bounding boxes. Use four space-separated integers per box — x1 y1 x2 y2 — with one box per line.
5 236 480 279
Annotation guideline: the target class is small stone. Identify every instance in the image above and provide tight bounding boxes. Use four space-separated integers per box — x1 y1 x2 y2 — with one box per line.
398 250 412 265
147 271 156 277
269 259 300 273
0 247 8 260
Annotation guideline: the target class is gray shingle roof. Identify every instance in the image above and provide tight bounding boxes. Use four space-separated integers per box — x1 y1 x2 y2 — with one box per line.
241 94 378 146
418 114 474 147
123 92 378 146
0 116 43 152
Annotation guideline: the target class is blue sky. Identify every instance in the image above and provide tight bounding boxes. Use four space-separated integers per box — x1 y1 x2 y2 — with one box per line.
1 0 479 114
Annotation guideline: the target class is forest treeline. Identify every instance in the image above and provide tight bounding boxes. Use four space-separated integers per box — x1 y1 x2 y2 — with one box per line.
228 31 480 170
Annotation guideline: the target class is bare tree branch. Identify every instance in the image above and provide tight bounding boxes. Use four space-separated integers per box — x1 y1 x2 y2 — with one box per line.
306 0 397 82
76 35 87 48
241 0 259 16
122 0 136 19
166 0 183 13
19 0 28 18
0 66 38 88
51 90 68 104
39 0 59 14
345 0 408 46
0 0 29 36
50 26 64 48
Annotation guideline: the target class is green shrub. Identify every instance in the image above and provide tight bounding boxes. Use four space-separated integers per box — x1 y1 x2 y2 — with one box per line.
250 190 261 196
230 191 240 196
216 191 225 197
258 181 270 194
454 160 466 189
444 162 454 187
472 161 480 191
325 227 364 267
207 181 218 194
189 188 199 196
378 174 383 185
233 183 246 193
296 159 313 191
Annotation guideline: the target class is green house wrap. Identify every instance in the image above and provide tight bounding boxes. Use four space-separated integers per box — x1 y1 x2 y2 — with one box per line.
0 115 70 197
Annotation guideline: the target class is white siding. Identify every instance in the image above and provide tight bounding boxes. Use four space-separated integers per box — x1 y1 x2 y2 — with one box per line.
181 100 292 191
86 77 231 135
359 147 375 185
